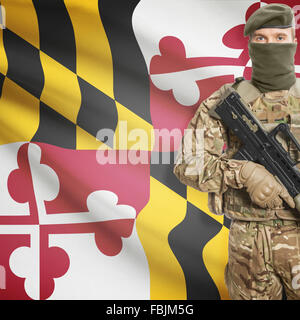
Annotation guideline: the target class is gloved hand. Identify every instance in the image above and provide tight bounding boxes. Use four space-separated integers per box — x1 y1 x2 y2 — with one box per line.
239 161 295 209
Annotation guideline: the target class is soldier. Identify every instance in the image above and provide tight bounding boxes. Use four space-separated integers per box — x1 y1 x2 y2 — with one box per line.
173 3 300 300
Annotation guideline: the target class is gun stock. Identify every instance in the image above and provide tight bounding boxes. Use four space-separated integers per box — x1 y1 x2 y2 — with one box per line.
210 88 300 213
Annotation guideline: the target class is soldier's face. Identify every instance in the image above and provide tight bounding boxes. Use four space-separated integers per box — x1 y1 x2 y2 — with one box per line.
251 27 297 44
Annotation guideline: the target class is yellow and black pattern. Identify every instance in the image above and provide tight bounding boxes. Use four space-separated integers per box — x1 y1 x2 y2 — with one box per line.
0 0 231 299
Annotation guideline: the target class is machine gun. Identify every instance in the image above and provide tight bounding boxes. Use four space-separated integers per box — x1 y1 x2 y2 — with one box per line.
209 88 300 212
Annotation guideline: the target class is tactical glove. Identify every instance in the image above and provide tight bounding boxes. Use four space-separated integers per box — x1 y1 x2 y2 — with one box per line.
239 161 295 209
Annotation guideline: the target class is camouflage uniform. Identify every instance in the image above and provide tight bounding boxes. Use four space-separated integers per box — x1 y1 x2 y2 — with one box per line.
173 81 300 299
225 219 300 300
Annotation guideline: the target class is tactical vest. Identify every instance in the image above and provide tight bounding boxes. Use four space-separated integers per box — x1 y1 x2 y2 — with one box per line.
209 78 300 221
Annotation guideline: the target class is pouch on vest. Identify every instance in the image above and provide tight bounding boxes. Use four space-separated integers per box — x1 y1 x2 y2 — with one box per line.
207 77 300 216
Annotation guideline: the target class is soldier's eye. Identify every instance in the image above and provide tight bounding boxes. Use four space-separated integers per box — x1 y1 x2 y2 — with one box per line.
256 36 265 41
277 36 285 41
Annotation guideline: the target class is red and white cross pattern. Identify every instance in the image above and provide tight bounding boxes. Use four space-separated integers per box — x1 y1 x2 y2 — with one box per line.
0 142 150 299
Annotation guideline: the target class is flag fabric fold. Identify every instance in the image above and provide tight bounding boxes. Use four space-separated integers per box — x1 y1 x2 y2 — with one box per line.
0 0 298 300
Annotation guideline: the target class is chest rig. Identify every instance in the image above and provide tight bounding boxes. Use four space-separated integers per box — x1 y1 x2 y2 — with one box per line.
222 78 300 221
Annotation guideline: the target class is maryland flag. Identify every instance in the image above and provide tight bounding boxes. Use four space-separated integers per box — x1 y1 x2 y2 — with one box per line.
0 0 299 300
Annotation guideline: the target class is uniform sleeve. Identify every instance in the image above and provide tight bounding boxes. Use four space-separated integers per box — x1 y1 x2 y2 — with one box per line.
173 85 246 194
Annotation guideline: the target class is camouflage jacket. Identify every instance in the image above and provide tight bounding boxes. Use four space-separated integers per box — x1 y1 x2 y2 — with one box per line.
173 81 300 221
